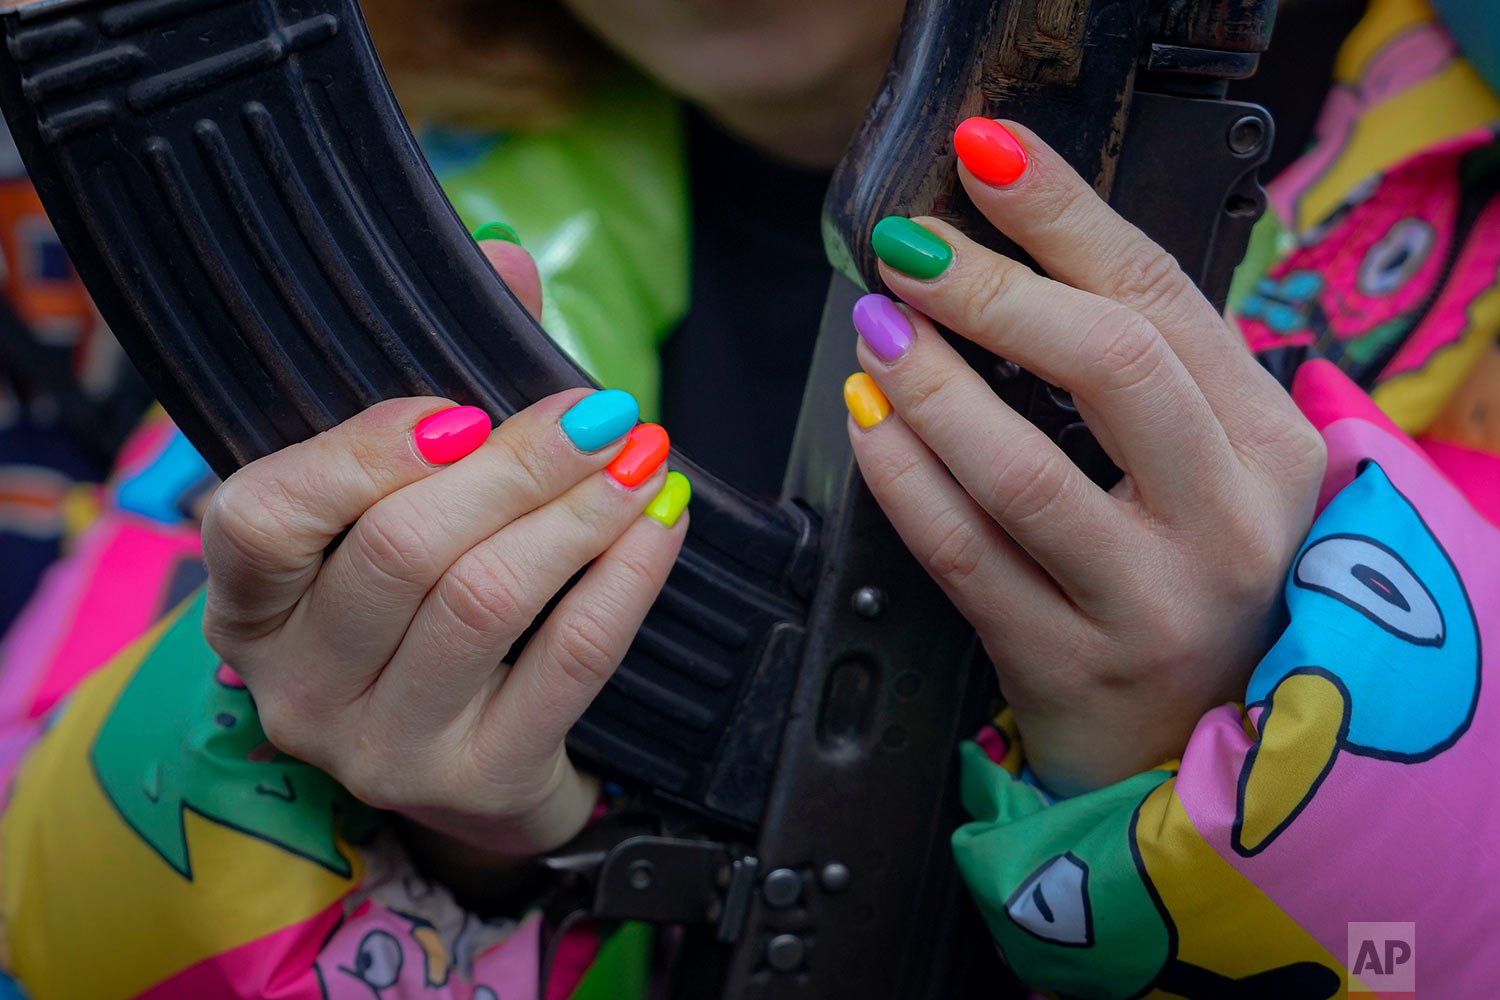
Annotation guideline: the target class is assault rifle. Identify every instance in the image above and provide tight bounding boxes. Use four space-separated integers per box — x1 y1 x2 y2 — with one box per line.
0 0 1274 995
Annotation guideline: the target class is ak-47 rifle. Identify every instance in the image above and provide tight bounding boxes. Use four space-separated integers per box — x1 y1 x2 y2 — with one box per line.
0 0 1274 995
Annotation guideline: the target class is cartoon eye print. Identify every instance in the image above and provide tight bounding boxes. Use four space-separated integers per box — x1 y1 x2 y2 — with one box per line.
1357 218 1435 296
1004 853 1094 948
1293 534 1444 645
341 929 404 994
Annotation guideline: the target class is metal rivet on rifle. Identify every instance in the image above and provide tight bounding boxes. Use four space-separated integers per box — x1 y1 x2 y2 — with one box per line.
852 587 885 619
763 868 803 908
1045 383 1078 412
627 859 655 891
820 863 852 892
766 933 806 972
894 671 922 699
1228 115 1266 156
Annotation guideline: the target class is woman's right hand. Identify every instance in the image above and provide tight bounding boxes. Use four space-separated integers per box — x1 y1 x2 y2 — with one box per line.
200 237 690 868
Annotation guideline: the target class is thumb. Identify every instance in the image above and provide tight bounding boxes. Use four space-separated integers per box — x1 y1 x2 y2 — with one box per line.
477 233 544 321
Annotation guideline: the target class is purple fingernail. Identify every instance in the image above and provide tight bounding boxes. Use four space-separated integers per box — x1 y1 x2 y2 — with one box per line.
853 293 914 362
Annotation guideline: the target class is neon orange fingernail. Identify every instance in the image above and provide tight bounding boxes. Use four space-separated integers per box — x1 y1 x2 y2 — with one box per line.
955 118 1028 187
414 405 491 464
607 423 670 487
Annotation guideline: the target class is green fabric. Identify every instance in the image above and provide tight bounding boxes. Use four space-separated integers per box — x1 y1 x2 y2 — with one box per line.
435 74 690 420
951 742 1172 999
1226 209 1293 317
568 921 653 1000
90 591 379 879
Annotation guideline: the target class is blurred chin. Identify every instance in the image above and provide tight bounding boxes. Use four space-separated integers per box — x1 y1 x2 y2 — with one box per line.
562 0 904 105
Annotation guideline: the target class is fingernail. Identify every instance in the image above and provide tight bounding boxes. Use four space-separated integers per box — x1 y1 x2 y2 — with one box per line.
872 217 952 280
414 405 492 464
472 221 522 245
607 423 670 487
561 389 640 452
645 471 692 527
955 118 1028 187
853 293 913 362
844 373 891 429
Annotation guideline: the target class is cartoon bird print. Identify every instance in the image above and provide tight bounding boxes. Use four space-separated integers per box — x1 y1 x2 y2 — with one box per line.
956 758 1345 1000
1233 460 1481 856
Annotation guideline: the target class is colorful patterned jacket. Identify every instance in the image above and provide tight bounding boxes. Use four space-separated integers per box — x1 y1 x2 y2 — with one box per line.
0 0 1497 996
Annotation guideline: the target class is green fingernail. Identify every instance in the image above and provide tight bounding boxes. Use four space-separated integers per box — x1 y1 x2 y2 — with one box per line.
472 221 521 246
872 216 952 280
645 471 691 528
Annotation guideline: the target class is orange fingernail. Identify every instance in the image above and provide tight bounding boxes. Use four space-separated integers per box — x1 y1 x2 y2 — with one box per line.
607 423 670 487
844 373 891 429
955 118 1028 187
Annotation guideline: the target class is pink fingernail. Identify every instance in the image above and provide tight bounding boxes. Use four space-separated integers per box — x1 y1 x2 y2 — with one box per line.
853 293 914 362
414 405 491 464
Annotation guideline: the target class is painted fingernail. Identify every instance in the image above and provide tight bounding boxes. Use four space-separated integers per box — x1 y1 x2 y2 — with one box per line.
414 405 492 464
853 293 914 362
607 423 670 487
955 118 1028 187
561 389 640 452
872 217 952 280
844 373 891 429
645 471 692 527
472 221 522 245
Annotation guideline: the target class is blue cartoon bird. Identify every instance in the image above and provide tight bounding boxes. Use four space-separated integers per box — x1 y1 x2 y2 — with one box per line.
1233 460 1481 855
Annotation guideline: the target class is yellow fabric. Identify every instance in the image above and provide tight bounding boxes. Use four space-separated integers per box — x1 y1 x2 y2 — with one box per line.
1134 780 1362 996
1296 0 1500 233
1372 273 1500 432
1233 671 1347 855
0 611 360 999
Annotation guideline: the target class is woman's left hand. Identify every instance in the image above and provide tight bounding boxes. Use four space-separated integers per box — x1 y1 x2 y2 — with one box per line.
847 120 1327 795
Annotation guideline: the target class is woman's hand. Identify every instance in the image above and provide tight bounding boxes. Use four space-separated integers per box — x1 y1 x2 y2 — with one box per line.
847 120 1327 795
201 237 690 870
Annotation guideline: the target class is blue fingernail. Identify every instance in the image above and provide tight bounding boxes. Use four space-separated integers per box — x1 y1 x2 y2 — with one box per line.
561 389 640 452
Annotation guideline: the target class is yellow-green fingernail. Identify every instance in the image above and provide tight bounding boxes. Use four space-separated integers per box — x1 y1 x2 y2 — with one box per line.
472 221 521 245
645 471 692 527
844 373 891 429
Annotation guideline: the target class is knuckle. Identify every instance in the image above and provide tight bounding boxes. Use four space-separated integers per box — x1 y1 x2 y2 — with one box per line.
1110 248 1190 316
957 259 1029 335
1274 414 1329 486
256 697 317 764
439 549 531 642
922 514 988 584
349 501 437 590
611 546 664 595
1028 175 1092 233
337 755 398 811
990 449 1072 528
899 358 967 428
864 445 927 499
1083 308 1169 398
492 425 554 501
550 609 621 690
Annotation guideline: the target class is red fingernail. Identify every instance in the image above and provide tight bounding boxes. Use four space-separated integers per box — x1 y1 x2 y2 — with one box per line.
955 118 1028 187
607 423 670 487
414 405 491 464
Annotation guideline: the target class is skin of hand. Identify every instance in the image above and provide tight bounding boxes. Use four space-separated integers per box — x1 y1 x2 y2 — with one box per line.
846 120 1328 796
200 239 689 880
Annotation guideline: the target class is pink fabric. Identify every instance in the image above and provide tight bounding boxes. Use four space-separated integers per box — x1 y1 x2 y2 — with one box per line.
140 907 340 1000
1174 402 1500 995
